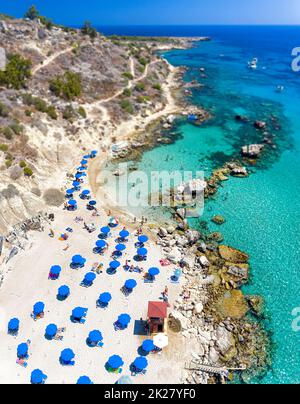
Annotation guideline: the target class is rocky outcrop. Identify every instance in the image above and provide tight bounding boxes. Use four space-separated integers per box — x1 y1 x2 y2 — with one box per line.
218 245 249 263
241 144 264 158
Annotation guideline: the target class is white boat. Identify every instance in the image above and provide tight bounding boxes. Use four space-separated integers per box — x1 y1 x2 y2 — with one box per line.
276 85 284 93
248 58 258 70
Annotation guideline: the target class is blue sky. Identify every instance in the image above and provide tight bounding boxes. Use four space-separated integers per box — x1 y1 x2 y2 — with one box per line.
0 0 299 26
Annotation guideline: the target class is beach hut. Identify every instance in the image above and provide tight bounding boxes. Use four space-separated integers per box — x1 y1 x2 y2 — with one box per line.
107 355 124 371
31 369 47 385
17 343 28 358
97 292 112 308
147 301 168 335
60 348 75 366
87 330 103 347
33 302 45 320
49 265 62 280
142 339 155 353
8 318 20 335
114 314 131 330
132 357 148 374
57 285 70 300
77 376 93 385
124 279 137 294
71 307 88 323
119 229 129 241
71 255 86 269
45 324 58 340
81 272 96 287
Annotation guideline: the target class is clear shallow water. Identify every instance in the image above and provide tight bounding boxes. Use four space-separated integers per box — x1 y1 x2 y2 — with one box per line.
106 26 300 383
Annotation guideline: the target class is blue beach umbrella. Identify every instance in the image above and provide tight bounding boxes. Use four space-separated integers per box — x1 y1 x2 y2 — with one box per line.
84 272 96 283
66 189 74 195
68 199 77 206
125 279 137 290
91 150 97 156
50 265 61 276
81 159 88 165
119 230 129 239
138 235 148 244
77 376 93 385
108 355 124 369
88 330 103 343
137 247 148 257
118 314 131 327
17 343 28 358
33 302 45 315
96 240 107 249
82 189 90 196
115 244 126 252
72 255 86 265
133 357 148 370
101 226 110 235
60 349 75 363
75 173 83 179
148 267 160 277
88 200 97 206
45 324 58 338
72 307 86 319
58 285 70 298
110 261 120 270
31 369 46 385
99 293 112 304
142 339 155 352
8 318 19 331
72 181 81 187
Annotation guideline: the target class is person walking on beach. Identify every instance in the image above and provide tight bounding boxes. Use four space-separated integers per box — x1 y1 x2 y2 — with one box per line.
162 286 169 302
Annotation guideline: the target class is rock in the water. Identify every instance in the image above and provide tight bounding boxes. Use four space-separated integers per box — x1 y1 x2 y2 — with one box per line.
218 245 249 263
211 215 226 225
241 144 264 158
254 120 267 130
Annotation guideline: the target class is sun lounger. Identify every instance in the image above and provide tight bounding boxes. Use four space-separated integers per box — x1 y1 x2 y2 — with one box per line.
16 358 28 368
97 341 104 348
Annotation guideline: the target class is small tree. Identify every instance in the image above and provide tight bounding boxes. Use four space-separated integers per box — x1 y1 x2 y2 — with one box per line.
0 54 32 90
50 71 82 100
24 5 39 20
81 21 97 39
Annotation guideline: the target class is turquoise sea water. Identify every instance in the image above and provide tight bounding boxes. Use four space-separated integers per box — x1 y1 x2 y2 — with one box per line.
114 26 300 384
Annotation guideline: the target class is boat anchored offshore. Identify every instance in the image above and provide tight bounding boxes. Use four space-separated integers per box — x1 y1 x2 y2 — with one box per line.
248 58 258 70
276 85 285 93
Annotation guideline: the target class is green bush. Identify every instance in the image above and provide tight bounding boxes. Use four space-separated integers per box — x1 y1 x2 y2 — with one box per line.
23 167 33 177
9 122 24 135
3 127 14 140
81 21 97 39
0 102 10 118
50 71 82 100
123 88 132 97
39 16 53 30
47 105 58 120
62 105 76 121
0 144 9 152
122 72 134 80
135 82 145 92
78 106 87 119
24 5 39 20
19 160 27 168
0 54 32 90
25 109 32 117
120 100 134 114
152 83 162 91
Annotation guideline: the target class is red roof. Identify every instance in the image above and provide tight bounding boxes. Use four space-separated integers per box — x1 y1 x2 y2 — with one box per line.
147 301 167 319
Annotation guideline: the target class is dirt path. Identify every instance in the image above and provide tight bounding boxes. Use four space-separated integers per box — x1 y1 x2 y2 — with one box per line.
31 46 74 75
